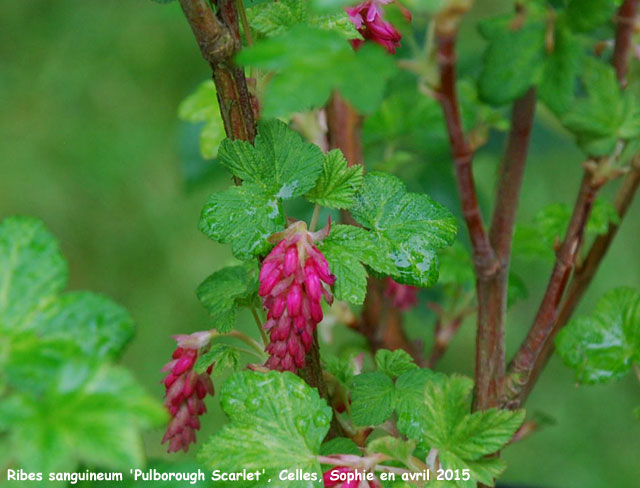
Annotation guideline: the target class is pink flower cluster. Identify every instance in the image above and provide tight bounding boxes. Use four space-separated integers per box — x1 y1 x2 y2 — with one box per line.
384 277 419 310
323 467 381 488
346 0 405 54
161 331 215 453
259 221 336 372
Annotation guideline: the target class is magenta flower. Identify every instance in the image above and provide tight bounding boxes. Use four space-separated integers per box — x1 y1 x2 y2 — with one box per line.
323 467 381 488
161 331 215 453
346 0 405 54
384 277 419 310
259 221 336 372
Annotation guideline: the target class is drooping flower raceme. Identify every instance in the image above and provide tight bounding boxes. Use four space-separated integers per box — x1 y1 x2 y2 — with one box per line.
161 331 214 453
384 277 419 310
346 0 404 54
323 467 381 488
259 221 336 372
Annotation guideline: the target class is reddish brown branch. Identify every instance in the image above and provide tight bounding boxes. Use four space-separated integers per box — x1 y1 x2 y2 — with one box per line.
326 92 364 168
503 170 603 408
436 33 495 273
521 159 640 398
612 0 639 86
502 1 639 407
436 30 506 410
489 88 537 261
179 0 256 142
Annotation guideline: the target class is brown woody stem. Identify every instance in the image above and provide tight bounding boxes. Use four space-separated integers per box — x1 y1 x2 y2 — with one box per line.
436 29 508 410
178 0 256 142
612 0 639 86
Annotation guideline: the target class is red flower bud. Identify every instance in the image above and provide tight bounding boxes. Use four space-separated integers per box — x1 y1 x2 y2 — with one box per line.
346 0 405 54
161 331 214 453
260 221 335 372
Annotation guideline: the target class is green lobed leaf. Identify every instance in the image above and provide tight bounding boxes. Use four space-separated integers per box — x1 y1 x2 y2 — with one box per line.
566 0 617 33
247 0 360 40
556 287 640 384
0 216 67 330
320 437 361 456
561 57 640 155
366 436 416 466
478 19 546 105
305 149 364 209
218 120 324 199
318 225 385 304
323 354 357 385
348 371 396 426
396 372 524 469
198 371 332 487
27 291 134 359
238 26 396 117
195 343 241 375
375 349 418 378
199 182 286 261
539 24 582 114
196 262 259 332
0 361 165 473
350 172 458 287
394 368 444 444
513 198 621 260
178 80 225 160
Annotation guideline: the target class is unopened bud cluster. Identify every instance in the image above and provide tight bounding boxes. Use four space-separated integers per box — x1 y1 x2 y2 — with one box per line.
259 221 335 372
161 331 214 453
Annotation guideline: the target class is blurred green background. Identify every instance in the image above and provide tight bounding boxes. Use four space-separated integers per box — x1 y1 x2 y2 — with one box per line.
1 1 638 487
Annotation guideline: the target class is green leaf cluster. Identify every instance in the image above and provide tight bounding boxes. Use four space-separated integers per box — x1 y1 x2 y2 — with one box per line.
561 58 640 155
348 362 524 487
198 371 332 487
0 217 164 473
319 172 457 303
479 1 620 115
513 198 620 260
556 287 640 384
238 26 396 117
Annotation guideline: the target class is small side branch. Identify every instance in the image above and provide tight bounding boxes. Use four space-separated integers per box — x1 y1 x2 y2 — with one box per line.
489 88 537 261
521 158 640 397
435 32 495 273
503 170 603 407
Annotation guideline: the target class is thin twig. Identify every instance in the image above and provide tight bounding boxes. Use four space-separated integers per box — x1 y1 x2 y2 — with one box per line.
236 0 254 47
250 306 268 345
503 170 603 408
